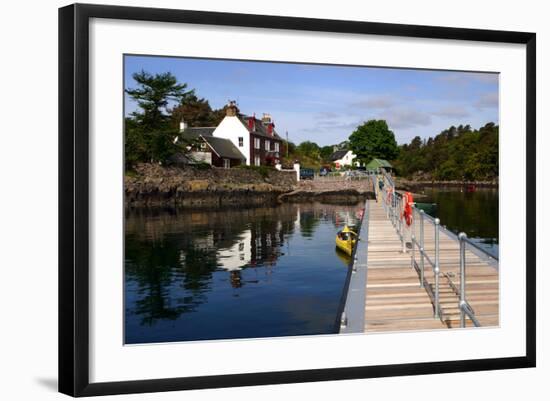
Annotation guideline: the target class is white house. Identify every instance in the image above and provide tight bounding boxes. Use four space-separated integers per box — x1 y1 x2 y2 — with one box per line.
330 150 358 169
177 101 284 167
212 101 283 166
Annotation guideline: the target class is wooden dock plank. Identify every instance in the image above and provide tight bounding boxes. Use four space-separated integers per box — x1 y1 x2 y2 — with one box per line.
364 199 499 333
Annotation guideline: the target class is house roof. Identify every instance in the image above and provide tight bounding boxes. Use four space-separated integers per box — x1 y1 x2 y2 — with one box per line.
330 150 350 161
238 115 283 140
180 127 216 139
366 158 393 168
203 136 246 160
167 152 194 164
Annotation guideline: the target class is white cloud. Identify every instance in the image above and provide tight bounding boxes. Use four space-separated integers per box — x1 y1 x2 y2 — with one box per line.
351 95 395 109
380 108 432 129
432 105 471 118
475 92 499 109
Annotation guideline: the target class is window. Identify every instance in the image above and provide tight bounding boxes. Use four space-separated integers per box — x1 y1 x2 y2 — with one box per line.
223 158 230 169
265 140 271 151
238 137 243 147
274 142 280 152
254 155 261 166
254 137 261 149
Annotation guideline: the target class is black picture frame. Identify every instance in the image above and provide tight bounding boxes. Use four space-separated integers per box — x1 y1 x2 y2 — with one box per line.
59 3 536 397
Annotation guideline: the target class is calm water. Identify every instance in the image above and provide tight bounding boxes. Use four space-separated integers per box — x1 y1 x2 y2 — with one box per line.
125 203 362 344
417 187 499 257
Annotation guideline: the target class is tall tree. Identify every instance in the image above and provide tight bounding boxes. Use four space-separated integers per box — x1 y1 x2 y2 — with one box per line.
171 94 219 128
125 71 195 168
296 141 321 160
348 120 399 165
126 70 194 131
320 145 334 161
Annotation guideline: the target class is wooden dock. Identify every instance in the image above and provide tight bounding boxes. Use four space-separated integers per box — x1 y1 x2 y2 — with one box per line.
364 199 499 332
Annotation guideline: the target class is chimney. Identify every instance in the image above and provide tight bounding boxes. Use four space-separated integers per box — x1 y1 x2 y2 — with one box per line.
267 123 273 136
226 100 239 117
261 113 272 125
179 118 187 132
248 114 255 131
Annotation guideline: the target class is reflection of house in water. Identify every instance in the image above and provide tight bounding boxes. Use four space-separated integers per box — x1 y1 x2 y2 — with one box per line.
216 229 252 272
215 215 289 287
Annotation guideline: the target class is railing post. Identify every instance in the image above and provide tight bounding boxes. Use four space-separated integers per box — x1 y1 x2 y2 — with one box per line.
411 207 416 270
390 186 395 227
400 196 406 253
434 218 441 319
419 210 425 288
459 232 467 328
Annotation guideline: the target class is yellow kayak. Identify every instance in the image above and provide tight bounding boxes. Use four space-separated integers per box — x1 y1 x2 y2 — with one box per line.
335 225 357 256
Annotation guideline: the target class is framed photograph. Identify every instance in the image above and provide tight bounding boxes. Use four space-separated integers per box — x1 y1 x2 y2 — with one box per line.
59 3 536 397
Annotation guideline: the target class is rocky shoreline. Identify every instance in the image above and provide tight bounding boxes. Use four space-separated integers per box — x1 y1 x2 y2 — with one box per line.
125 163 375 207
125 163 296 207
125 164 496 208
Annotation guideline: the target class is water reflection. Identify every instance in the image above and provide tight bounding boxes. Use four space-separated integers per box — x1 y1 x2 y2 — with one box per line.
125 203 361 344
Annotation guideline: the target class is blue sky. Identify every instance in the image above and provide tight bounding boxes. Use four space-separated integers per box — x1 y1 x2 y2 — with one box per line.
124 55 499 146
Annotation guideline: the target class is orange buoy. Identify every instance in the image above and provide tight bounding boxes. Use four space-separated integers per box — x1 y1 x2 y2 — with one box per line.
402 192 414 226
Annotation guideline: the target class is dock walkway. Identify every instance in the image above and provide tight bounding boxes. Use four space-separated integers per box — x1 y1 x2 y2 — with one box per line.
340 173 499 334
365 200 448 331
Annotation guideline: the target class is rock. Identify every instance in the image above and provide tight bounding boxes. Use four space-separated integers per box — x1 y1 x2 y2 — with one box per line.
188 180 209 191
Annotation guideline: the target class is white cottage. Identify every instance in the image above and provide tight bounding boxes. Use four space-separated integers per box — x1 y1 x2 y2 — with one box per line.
212 101 283 166
330 150 358 169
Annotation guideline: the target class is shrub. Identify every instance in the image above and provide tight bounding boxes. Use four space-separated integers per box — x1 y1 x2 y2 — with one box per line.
193 161 212 170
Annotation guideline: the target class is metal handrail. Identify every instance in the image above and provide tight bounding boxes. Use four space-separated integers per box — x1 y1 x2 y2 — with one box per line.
458 232 481 327
409 204 496 327
379 170 496 327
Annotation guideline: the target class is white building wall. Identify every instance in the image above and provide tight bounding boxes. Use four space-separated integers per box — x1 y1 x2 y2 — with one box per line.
212 116 251 165
335 150 357 167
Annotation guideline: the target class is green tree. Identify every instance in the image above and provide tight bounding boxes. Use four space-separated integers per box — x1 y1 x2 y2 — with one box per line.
348 120 399 165
393 123 498 181
320 145 334 161
296 141 321 160
126 70 195 131
125 70 196 168
171 94 227 128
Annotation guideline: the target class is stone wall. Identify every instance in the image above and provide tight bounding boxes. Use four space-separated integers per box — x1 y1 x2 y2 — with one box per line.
125 163 297 207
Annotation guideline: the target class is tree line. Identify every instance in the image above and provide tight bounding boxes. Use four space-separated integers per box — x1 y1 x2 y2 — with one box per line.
393 123 498 181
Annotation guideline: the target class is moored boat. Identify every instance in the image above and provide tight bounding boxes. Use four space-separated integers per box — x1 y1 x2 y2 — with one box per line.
335 225 357 256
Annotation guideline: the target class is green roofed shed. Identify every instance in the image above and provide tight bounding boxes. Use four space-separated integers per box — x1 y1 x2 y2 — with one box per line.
366 158 393 171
